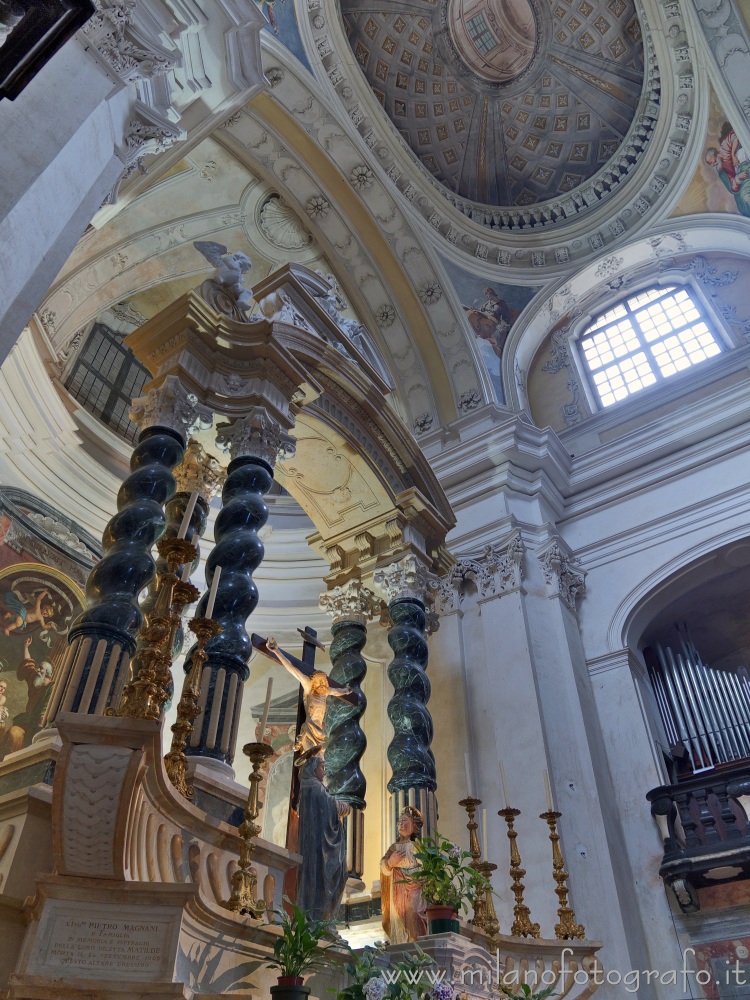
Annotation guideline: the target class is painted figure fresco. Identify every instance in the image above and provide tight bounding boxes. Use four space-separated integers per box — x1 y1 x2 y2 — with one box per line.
0 563 84 757
440 255 538 403
705 121 750 217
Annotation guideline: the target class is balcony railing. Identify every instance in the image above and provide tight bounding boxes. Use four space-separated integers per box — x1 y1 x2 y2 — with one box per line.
647 764 750 912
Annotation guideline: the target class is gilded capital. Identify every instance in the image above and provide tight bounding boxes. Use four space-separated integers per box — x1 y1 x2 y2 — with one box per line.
173 439 226 502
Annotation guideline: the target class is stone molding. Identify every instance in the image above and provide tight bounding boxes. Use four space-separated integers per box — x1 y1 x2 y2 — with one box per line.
319 578 382 625
58 743 138 879
215 408 296 465
298 0 697 272
431 530 525 613
372 553 438 604
129 374 212 440
537 538 586 613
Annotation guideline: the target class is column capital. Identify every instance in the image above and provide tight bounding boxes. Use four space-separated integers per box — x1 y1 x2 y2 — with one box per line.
173 439 226 503
319 579 383 626
430 529 525 613
536 537 586 613
215 408 296 466
129 375 212 441
372 553 438 605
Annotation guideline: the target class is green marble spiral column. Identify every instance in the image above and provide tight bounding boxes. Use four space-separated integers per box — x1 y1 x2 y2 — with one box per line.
321 580 381 879
184 409 295 775
42 377 211 727
374 555 439 842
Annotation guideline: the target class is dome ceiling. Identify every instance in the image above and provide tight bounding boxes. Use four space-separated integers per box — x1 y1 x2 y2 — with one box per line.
342 0 645 206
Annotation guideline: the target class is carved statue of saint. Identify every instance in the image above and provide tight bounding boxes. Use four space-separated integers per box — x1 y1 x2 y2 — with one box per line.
380 806 427 943
266 637 351 757
297 755 350 920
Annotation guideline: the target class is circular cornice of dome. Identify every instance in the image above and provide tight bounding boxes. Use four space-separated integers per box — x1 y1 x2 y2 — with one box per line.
341 0 646 208
298 0 698 270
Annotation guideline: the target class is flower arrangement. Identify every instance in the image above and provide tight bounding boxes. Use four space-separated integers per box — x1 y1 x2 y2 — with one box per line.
334 945 452 1000
404 832 492 913
265 901 337 982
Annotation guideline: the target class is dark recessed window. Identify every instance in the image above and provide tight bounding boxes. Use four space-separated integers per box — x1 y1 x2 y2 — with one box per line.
64 322 149 441
580 286 723 408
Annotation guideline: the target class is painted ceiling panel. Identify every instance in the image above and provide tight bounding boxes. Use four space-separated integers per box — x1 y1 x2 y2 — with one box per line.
341 0 644 206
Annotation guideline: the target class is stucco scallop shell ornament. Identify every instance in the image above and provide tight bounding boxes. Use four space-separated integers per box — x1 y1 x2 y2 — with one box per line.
259 195 313 251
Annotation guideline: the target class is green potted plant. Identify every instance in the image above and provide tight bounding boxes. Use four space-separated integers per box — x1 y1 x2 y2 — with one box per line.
334 944 447 1000
266 901 337 1000
499 984 555 1000
404 832 492 933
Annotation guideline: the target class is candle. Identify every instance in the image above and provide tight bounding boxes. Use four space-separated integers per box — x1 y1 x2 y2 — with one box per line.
499 761 510 809
205 565 222 619
464 752 473 797
482 808 487 855
177 491 199 539
543 768 554 811
259 676 273 743
181 561 192 583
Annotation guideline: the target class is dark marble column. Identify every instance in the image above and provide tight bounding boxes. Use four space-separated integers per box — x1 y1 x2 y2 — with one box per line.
185 409 295 775
374 555 439 840
321 580 381 879
42 377 210 727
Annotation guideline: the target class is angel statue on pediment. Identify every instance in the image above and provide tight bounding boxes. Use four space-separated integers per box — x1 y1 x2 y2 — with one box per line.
193 241 256 322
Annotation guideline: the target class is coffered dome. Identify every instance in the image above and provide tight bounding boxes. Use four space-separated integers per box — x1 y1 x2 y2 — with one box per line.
342 0 645 206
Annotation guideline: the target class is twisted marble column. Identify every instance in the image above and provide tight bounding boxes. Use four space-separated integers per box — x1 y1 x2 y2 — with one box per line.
320 580 381 879
42 377 209 726
373 555 439 840
185 409 295 774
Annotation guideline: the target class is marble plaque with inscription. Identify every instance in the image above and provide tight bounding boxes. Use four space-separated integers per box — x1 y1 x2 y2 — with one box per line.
26 901 183 982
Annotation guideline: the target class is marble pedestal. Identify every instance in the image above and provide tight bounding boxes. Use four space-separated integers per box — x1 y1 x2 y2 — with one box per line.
9 876 198 999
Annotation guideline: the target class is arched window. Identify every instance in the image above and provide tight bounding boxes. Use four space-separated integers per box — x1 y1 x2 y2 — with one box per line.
579 285 723 408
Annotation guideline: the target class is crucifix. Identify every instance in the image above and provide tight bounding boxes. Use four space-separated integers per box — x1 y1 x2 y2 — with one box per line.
251 627 353 848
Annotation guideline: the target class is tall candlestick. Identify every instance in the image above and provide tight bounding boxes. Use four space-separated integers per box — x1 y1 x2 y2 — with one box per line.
544 768 554 811
482 807 488 856
500 761 510 809
205 565 222 620
464 752 473 797
258 676 273 743
177 492 199 540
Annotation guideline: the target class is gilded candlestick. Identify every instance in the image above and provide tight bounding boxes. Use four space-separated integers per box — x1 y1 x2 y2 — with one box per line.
115 537 198 721
165 614 222 798
499 807 540 939
459 796 486 929
540 810 585 940
226 741 274 917
475 860 499 939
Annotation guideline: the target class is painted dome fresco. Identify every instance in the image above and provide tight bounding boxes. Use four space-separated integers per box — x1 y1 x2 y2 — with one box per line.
342 0 645 206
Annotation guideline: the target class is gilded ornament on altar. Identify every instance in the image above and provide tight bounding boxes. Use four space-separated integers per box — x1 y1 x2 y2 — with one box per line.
113 537 198 721
226 741 274 917
541 810 586 940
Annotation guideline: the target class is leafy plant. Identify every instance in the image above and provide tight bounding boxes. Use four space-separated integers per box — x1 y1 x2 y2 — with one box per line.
265 900 337 979
499 984 556 1000
333 944 448 1000
403 832 491 913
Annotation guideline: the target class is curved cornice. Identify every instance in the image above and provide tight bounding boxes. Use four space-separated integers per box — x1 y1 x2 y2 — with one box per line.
296 0 705 274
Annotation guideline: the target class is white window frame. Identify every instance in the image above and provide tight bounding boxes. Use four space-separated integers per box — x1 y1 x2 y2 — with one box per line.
567 273 740 416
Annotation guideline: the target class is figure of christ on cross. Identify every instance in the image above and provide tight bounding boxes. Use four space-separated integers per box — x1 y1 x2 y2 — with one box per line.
251 629 353 763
